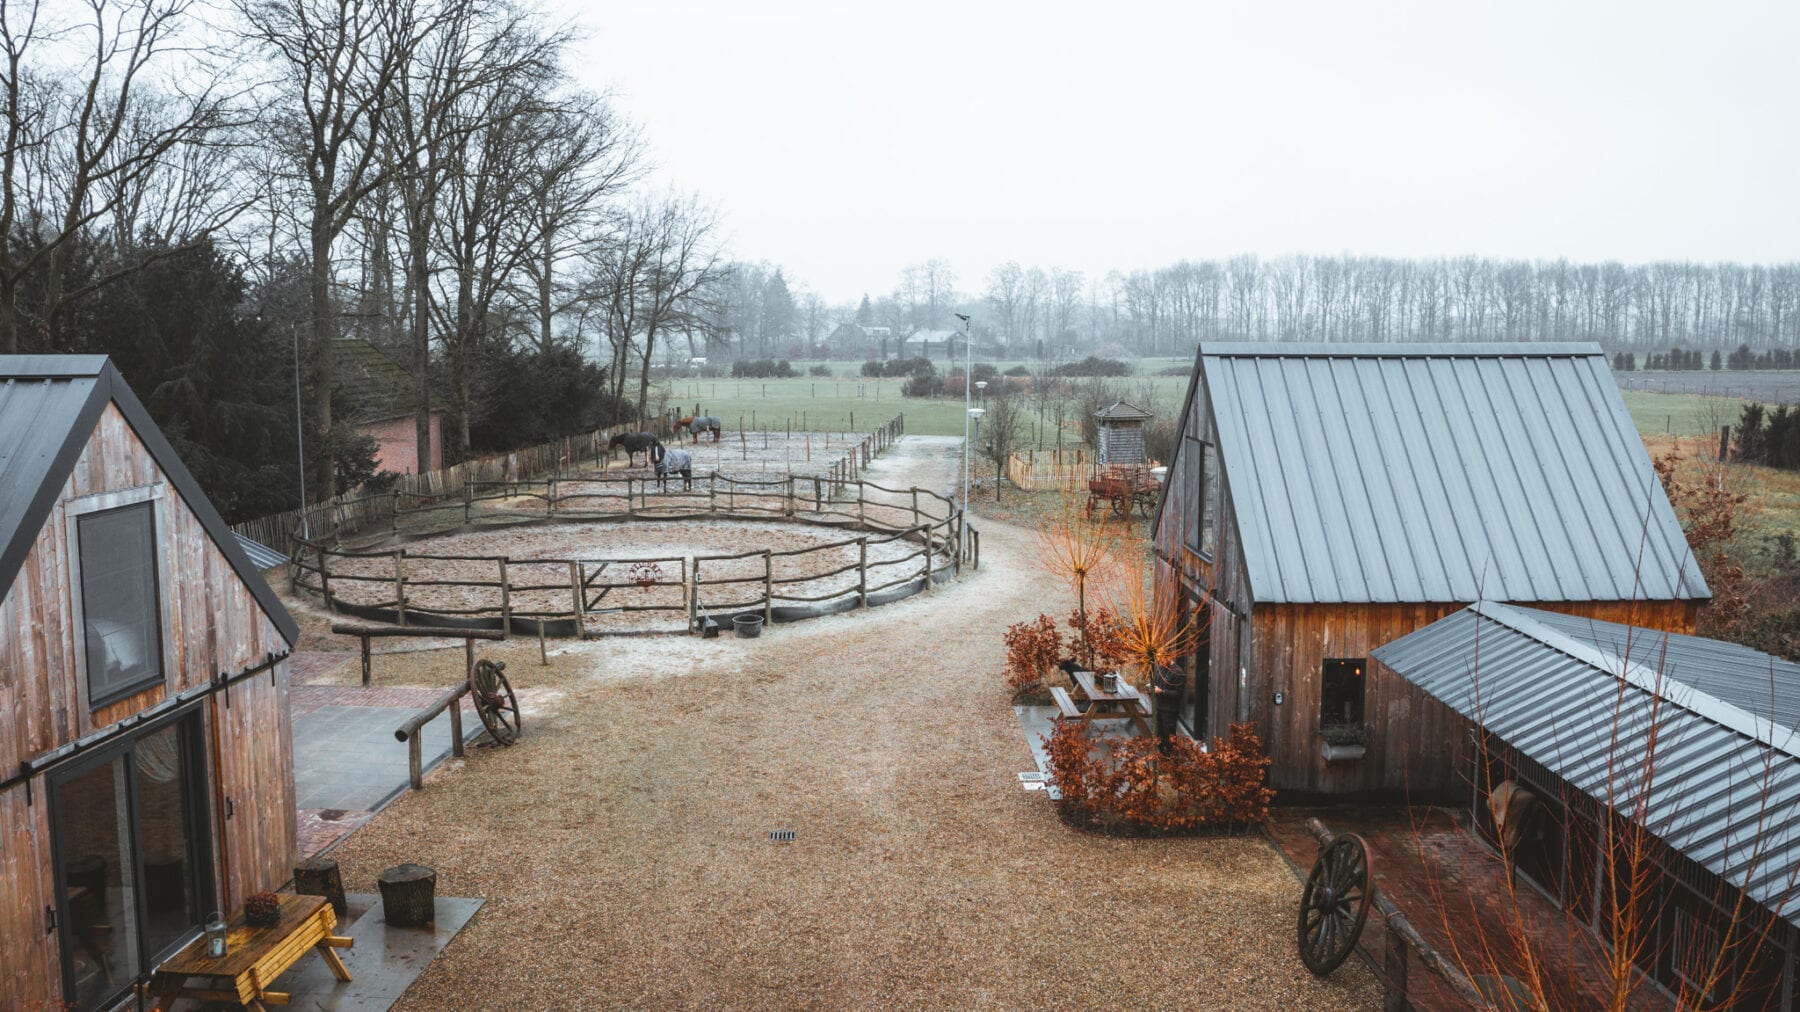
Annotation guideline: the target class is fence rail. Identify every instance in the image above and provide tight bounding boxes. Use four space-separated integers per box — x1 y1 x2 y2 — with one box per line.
231 414 907 551
289 473 965 637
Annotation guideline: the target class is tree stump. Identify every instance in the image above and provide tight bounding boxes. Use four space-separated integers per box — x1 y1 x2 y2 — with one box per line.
378 864 437 927
293 857 347 917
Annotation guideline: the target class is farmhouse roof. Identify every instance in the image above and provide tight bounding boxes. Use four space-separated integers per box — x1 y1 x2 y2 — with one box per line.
335 338 441 422
1374 601 1800 930
0 355 299 644
1093 399 1153 422
1189 341 1707 604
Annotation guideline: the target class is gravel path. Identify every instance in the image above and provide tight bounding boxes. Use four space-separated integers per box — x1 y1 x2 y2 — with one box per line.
322 434 1380 1009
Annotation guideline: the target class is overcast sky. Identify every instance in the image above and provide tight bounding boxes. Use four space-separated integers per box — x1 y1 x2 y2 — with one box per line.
561 0 1800 304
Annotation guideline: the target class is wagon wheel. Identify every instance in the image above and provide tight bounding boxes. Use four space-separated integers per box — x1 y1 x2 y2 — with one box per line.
1110 493 1128 517
470 659 521 746
1296 833 1375 976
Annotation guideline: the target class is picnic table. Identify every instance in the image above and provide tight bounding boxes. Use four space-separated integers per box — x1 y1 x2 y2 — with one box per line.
149 894 352 1011
1049 669 1154 736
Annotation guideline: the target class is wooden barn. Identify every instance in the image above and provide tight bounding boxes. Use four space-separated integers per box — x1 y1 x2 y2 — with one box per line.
0 356 300 1010
1150 343 1709 797
1373 603 1800 1006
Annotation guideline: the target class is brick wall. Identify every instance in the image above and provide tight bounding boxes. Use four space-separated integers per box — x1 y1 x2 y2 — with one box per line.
357 412 443 475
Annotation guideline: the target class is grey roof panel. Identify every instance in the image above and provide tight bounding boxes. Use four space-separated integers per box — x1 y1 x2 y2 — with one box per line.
1373 602 1800 930
1199 342 1708 604
233 532 290 571
0 357 299 646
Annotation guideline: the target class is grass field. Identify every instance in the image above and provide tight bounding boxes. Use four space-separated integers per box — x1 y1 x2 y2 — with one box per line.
661 370 1741 443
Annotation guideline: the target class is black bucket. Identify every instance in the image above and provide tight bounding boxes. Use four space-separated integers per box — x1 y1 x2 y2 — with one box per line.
733 614 765 639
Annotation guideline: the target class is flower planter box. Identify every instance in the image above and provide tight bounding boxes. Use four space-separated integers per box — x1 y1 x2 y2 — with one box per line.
1320 740 1367 763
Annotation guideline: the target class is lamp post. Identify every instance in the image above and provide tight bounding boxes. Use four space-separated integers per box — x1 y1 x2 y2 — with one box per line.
293 322 310 538
955 312 973 514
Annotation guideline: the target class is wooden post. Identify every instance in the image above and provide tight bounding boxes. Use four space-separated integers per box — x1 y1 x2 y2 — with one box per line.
449 699 464 758
1383 918 1408 1012
548 476 557 514
464 637 475 682
570 561 586 639
709 482 716 513
394 549 407 627
319 550 336 614
763 551 774 623
687 565 699 632
857 494 865 527
392 488 400 534
500 557 512 638
1721 425 1732 462
360 635 372 686
408 735 422 790
858 537 868 608
464 481 472 524
911 488 920 528
537 620 548 665
923 526 934 591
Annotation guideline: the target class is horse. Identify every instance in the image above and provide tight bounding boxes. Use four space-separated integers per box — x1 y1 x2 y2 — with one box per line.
688 415 721 442
608 431 661 466
672 415 696 442
650 443 693 490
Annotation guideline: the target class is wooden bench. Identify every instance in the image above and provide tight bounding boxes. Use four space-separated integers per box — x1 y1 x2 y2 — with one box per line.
1049 686 1084 720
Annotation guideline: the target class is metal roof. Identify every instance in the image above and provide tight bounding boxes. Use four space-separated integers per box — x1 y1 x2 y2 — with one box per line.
0 356 299 645
1199 342 1708 604
233 532 290 572
1372 601 1800 930
1093 399 1153 421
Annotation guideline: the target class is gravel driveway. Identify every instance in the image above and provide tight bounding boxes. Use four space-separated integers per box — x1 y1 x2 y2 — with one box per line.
320 435 1381 1009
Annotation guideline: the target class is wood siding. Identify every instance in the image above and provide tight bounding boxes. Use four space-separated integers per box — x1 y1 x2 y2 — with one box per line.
0 403 295 1005
1152 358 1707 796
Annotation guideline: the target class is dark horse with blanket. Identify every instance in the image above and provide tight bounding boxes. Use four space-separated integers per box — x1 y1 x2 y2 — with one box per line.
650 443 694 490
608 431 660 465
674 414 721 443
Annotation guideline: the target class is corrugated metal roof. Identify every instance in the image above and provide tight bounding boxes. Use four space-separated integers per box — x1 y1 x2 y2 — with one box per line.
0 356 299 645
1200 342 1708 604
233 532 289 571
1372 602 1800 930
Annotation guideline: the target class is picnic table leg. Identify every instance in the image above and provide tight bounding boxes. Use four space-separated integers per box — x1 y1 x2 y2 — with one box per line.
317 939 354 981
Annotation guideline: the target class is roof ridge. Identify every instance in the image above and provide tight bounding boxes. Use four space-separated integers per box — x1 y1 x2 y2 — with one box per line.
1472 601 1800 762
1199 341 1603 358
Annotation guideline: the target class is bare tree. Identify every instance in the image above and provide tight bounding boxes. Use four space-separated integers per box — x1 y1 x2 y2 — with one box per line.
0 0 256 353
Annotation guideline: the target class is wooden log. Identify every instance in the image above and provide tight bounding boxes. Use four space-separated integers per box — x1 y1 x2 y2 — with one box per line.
377 864 437 927
923 526 934 591
449 697 464 758
500 557 512 638
332 623 504 641
394 550 407 627
569 561 586 639
763 551 774 623
293 857 347 917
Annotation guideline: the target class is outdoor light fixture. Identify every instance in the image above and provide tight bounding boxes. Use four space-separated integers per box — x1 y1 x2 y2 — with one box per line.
206 912 228 957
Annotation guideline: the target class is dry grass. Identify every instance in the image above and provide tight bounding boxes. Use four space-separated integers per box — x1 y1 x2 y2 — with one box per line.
315 461 1378 1008
1644 432 1800 574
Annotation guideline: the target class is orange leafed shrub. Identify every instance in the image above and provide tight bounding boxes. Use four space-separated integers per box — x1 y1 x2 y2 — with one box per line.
1068 606 1132 670
1003 614 1063 695
1044 721 1274 833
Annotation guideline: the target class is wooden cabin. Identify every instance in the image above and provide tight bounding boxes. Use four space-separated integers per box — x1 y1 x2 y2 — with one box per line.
1092 399 1153 468
0 356 300 1010
1150 343 1708 797
1373 603 1800 1006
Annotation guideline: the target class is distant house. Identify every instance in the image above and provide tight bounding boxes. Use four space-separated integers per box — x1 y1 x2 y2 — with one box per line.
335 338 443 475
1092 400 1154 467
1151 343 1709 795
1374 603 1800 1004
0 356 300 1009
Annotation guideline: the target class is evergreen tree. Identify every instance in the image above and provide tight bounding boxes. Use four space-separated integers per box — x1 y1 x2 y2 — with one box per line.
759 269 798 354
856 293 873 326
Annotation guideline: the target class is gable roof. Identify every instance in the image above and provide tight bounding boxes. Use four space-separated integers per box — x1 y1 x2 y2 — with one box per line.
1373 601 1800 930
1094 399 1153 421
1195 342 1707 605
336 338 435 422
0 356 299 645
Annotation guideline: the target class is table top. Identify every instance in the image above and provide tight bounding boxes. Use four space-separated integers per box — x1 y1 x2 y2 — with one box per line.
156 894 330 978
1073 669 1143 703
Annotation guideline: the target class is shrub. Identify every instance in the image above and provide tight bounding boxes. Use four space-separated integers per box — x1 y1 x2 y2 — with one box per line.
1044 721 1274 833
861 360 883 377
1068 605 1132 670
1052 355 1130 377
1003 364 1031 377
808 364 833 377
1003 614 1063 696
731 358 797 378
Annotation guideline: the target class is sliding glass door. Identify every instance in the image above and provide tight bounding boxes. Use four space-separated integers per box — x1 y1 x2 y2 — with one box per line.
50 710 213 1011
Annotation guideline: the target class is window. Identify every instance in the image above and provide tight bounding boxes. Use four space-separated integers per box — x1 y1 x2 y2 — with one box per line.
1320 658 1366 728
1184 436 1219 558
77 502 163 708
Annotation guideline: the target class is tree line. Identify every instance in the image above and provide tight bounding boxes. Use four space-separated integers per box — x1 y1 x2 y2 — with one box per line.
2 0 728 513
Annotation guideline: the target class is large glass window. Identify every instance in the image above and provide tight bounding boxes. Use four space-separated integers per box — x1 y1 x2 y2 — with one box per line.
78 503 163 708
1320 658 1366 729
1200 442 1219 557
51 712 212 1011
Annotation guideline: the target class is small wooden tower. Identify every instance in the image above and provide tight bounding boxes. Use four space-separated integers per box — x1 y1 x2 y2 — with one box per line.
1093 400 1153 468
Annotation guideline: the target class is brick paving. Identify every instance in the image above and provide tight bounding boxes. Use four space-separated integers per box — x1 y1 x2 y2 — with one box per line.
1269 806 1649 1010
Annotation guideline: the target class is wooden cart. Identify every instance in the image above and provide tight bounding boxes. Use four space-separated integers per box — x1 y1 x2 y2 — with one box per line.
1085 465 1159 519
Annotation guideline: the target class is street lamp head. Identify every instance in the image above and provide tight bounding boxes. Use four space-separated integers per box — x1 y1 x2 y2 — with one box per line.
968 407 985 419
975 381 988 390
954 313 970 323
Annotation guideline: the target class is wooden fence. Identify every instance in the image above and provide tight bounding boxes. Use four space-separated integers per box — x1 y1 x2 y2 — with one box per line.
1006 447 1092 491
288 474 965 636
232 414 907 552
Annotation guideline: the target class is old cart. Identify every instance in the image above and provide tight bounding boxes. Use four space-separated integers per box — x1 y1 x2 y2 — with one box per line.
1085 465 1159 519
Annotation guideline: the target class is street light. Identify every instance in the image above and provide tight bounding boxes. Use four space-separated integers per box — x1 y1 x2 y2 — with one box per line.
955 313 973 516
